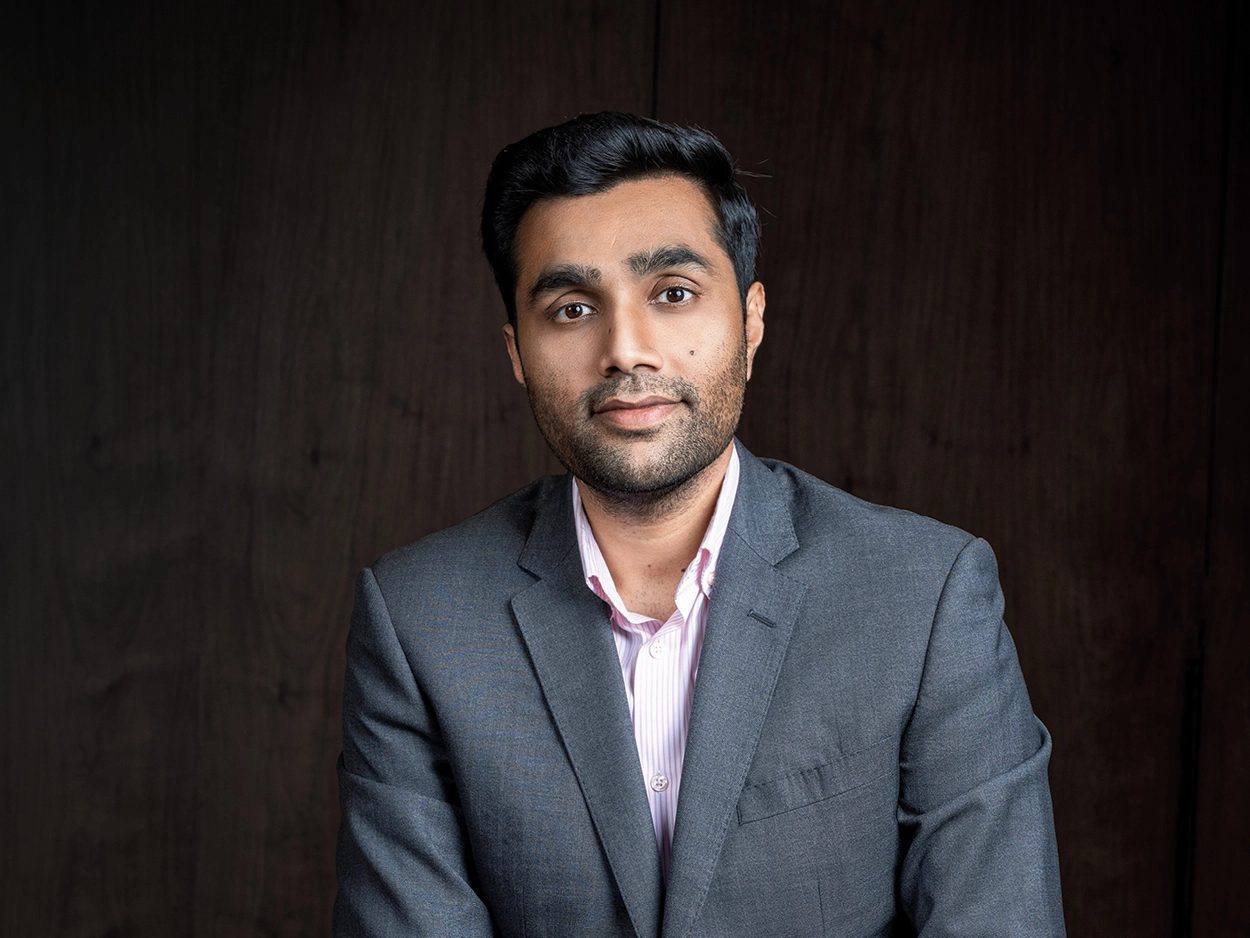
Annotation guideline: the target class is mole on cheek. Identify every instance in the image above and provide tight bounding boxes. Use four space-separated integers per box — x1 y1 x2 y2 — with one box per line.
689 349 696 356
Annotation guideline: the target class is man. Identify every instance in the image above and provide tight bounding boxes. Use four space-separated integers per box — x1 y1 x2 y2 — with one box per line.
334 112 1065 937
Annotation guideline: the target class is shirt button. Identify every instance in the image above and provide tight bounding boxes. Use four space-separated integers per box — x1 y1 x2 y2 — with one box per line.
649 773 670 793
648 639 665 659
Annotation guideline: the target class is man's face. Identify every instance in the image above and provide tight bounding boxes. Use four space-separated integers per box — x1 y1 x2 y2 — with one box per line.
503 174 765 498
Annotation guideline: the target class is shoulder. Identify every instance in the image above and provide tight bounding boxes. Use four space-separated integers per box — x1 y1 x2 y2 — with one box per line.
366 474 564 609
749 455 978 581
746 456 1009 699
753 455 976 553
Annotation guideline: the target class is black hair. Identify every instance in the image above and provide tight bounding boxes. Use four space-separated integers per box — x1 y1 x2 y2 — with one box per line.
481 111 760 326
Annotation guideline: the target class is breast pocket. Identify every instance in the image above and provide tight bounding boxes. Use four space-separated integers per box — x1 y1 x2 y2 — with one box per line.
737 737 895 825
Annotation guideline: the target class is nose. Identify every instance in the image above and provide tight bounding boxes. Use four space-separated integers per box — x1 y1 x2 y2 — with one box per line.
598 304 664 376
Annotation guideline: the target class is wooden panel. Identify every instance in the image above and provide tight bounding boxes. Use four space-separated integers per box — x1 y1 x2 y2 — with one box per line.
1 1 654 934
655 1 1226 934
2 6 208 933
4 1 1240 935
1192 6 1250 935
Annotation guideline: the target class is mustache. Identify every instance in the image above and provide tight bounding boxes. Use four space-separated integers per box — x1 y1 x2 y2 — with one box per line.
579 375 699 413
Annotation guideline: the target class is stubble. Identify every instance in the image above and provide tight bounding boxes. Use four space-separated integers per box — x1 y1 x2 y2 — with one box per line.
523 337 748 519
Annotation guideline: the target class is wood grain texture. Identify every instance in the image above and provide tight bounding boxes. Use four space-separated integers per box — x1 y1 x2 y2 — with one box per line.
654 1 1227 934
1 1 653 934
2 0 1242 935
3 6 208 932
1192 6 1250 935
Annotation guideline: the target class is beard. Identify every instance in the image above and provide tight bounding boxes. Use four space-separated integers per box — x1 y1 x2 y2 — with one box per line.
523 337 748 507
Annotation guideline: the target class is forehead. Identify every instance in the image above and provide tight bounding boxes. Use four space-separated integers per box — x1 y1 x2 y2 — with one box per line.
513 175 726 282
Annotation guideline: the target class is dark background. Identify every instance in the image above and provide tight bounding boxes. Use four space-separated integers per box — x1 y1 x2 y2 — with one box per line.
2 1 1246 935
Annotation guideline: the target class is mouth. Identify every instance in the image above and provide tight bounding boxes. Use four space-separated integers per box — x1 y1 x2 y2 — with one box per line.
593 395 681 414
592 395 682 431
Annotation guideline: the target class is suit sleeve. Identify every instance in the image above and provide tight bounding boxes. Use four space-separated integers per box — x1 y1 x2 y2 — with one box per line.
333 567 499 937
897 537 1066 937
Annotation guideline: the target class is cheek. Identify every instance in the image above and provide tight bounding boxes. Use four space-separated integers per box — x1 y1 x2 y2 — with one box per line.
523 358 581 407
659 310 738 357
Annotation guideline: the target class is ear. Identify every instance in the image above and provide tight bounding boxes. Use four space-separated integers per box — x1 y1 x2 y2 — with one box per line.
744 281 766 381
502 323 527 386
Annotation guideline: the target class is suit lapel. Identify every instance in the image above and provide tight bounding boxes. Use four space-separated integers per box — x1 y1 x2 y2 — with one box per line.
661 445 808 938
511 480 664 938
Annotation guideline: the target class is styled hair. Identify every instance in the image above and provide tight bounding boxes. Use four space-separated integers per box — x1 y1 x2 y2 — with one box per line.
481 111 760 325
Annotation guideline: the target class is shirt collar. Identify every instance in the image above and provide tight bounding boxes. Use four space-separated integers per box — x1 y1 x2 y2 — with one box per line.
571 446 741 624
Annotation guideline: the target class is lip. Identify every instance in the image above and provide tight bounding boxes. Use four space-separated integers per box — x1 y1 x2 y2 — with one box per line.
593 396 681 430
594 395 680 413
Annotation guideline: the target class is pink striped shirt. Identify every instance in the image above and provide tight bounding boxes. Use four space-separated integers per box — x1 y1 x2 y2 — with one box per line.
571 448 740 879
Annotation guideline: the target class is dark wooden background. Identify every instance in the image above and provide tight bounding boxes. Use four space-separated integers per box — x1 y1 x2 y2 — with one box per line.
2 1 1245 935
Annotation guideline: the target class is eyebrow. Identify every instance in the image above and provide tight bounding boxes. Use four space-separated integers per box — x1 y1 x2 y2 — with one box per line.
528 264 602 302
526 244 714 305
627 244 713 278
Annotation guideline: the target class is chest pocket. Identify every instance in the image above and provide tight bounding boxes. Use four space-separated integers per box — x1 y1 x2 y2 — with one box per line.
737 736 894 824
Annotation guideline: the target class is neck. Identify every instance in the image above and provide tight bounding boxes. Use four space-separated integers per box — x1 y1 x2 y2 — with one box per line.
577 444 734 618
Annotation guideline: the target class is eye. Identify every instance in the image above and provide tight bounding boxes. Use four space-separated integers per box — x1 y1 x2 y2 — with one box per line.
657 286 695 305
553 302 593 322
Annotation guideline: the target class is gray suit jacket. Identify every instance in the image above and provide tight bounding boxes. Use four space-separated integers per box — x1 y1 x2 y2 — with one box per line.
334 442 1065 937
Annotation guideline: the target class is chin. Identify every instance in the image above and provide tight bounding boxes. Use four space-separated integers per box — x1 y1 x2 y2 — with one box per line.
588 444 722 496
